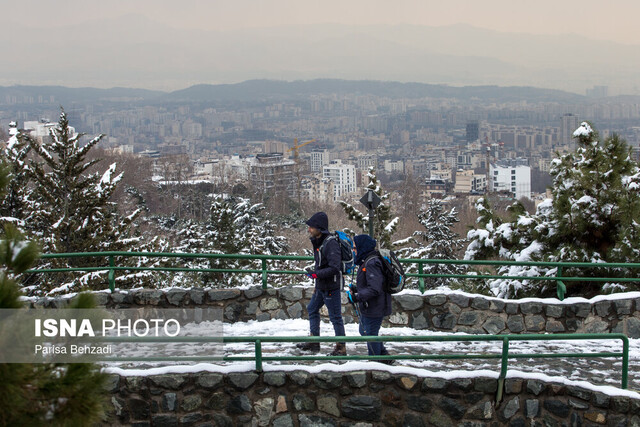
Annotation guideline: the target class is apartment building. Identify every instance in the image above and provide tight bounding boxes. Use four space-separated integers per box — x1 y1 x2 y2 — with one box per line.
323 159 357 201
490 158 532 200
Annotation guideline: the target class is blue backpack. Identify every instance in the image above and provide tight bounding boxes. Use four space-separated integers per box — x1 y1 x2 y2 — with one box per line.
319 231 355 274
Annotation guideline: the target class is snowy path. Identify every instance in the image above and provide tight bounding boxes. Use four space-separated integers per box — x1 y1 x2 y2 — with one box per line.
222 319 639 390
105 318 640 391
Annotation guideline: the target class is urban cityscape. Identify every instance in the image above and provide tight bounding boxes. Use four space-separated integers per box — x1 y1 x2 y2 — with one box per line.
3 81 640 217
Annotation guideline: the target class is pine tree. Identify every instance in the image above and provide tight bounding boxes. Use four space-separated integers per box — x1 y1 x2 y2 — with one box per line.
339 167 399 248
0 161 107 425
0 123 32 225
397 199 468 289
13 109 143 294
465 122 640 298
163 194 290 287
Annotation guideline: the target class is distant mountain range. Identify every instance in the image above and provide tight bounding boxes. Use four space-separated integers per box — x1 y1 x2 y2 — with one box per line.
0 79 593 105
3 16 640 95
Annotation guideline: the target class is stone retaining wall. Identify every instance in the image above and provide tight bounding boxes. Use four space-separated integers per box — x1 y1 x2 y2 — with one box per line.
103 370 640 426
27 287 640 338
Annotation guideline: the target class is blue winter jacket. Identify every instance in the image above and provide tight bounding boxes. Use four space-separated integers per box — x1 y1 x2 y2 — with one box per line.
356 254 392 318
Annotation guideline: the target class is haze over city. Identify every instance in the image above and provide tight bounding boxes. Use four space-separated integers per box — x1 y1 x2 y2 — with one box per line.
3 0 640 94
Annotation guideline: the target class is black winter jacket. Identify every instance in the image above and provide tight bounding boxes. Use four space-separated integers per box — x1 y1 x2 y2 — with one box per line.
356 255 392 318
310 233 343 291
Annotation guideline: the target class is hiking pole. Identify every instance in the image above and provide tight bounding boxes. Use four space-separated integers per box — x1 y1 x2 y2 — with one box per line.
346 283 363 332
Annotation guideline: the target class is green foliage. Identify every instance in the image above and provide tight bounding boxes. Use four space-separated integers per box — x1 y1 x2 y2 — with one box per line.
0 167 107 425
465 122 640 298
339 167 399 248
396 199 468 289
0 131 31 222
3 108 145 294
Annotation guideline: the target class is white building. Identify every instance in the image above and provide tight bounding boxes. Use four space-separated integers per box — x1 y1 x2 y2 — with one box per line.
323 160 357 201
23 119 75 143
454 169 487 194
310 149 331 173
383 159 404 174
490 159 531 200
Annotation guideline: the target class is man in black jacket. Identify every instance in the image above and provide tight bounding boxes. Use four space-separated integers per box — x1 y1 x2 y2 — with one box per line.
297 211 347 356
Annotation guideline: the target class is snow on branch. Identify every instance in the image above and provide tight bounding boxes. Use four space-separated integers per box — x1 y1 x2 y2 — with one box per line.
572 122 593 138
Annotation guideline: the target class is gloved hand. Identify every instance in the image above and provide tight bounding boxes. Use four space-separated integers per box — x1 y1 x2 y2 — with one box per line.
304 266 317 279
349 283 357 296
346 289 358 304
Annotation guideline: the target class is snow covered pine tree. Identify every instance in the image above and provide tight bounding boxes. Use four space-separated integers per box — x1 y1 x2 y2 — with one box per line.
465 122 640 298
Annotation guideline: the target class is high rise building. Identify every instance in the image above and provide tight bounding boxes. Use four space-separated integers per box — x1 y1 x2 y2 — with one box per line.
249 153 296 197
310 149 331 173
466 121 480 143
560 114 580 145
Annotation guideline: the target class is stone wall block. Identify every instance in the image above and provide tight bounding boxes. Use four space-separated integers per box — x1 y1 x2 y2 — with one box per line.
279 287 303 302
427 294 447 306
613 299 633 316
595 300 612 317
342 395 382 421
507 315 525 333
520 302 543 315
568 303 592 318
524 314 546 332
244 286 264 299
189 288 205 305
207 289 241 301
471 297 491 310
449 293 470 308
482 316 506 334
545 304 564 318
395 294 424 311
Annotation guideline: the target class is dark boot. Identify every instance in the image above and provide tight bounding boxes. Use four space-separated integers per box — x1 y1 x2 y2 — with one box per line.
328 342 346 356
380 348 394 365
296 342 320 353
296 335 320 353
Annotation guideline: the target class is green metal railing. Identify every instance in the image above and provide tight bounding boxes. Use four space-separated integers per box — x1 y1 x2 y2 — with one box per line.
26 251 640 300
97 333 629 398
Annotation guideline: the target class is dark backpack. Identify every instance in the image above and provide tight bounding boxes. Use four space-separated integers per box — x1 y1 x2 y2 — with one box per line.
319 231 355 275
375 249 405 294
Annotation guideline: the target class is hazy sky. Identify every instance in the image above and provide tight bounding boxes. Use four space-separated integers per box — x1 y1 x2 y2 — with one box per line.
10 0 640 45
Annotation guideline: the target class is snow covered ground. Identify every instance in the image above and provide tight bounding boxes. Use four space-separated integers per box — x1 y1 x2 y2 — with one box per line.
103 318 640 398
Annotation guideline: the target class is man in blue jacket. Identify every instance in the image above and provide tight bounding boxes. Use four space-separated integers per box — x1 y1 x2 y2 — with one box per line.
350 234 393 363
297 211 347 356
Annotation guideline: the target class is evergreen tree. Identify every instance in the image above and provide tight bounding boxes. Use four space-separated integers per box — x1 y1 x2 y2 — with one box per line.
339 167 399 248
162 194 290 287
396 199 468 289
0 122 32 226
465 122 640 298
9 109 144 294
0 161 107 425
24 109 142 254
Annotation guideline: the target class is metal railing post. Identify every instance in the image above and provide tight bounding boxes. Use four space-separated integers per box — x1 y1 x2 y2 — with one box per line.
556 266 566 300
496 336 509 404
261 259 268 289
255 340 263 372
108 255 115 292
418 262 425 293
622 335 629 389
